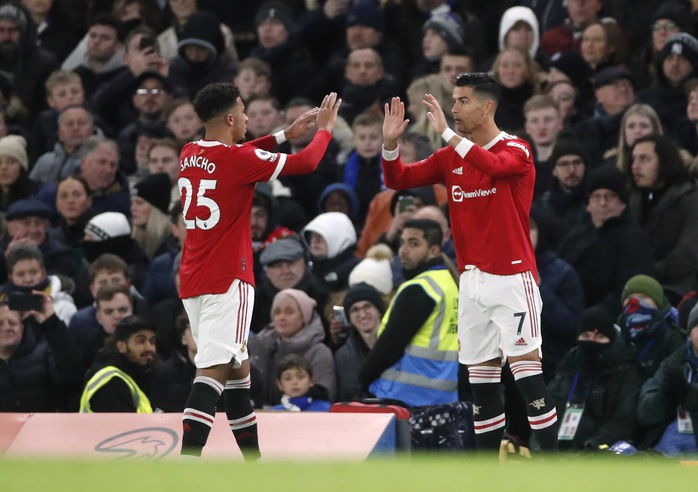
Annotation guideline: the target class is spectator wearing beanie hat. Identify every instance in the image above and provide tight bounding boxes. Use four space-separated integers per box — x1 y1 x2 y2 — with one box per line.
131 172 174 260
637 299 698 453
413 12 466 78
248 287 336 406
533 134 589 250
335 282 385 401
636 32 698 135
0 134 38 212
168 10 238 101
619 274 685 378
547 305 645 451
83 211 150 291
348 243 394 296
558 165 656 316
249 0 317 106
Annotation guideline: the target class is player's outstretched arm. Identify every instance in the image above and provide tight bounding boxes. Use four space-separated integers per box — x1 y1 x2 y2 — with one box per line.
283 107 320 140
383 97 410 151
316 92 342 132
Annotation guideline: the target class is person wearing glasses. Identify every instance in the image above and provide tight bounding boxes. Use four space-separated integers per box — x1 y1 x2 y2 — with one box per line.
558 165 655 316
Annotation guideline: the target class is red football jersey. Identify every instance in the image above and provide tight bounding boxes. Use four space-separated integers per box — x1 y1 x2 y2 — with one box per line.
382 131 538 279
179 131 331 298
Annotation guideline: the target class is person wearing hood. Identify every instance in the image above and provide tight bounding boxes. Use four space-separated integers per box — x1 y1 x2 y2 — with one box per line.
619 274 685 379
71 14 126 102
548 305 644 451
637 32 698 136
168 10 238 101
248 1 317 106
248 288 336 406
80 314 157 412
359 219 458 406
0 292 82 412
481 5 548 72
0 0 59 118
411 12 467 80
636 301 698 455
302 211 360 293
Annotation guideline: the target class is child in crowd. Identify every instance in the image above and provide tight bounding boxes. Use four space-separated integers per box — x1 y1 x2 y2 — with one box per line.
165 99 204 147
341 111 385 225
233 56 273 103
32 70 86 159
272 354 331 412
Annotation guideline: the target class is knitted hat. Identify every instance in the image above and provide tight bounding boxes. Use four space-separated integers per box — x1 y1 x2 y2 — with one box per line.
651 2 691 31
621 274 668 309
586 165 628 203
255 1 294 32
84 212 131 240
577 306 617 342
346 2 383 32
594 65 635 89
132 172 171 215
343 282 385 315
549 50 591 89
0 134 27 170
549 135 589 167
422 13 466 51
5 198 51 220
271 288 317 325
660 32 698 67
260 237 305 266
177 10 225 57
0 2 27 32
348 244 393 295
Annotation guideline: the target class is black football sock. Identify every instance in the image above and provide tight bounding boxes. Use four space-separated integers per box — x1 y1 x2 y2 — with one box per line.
510 361 559 452
225 374 260 461
181 376 223 457
469 366 506 452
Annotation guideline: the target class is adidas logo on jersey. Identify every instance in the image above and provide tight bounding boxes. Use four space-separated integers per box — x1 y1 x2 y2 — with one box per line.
452 166 463 174
515 337 527 347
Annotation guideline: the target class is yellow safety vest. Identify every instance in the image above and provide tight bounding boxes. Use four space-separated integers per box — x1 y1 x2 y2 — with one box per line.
79 365 153 413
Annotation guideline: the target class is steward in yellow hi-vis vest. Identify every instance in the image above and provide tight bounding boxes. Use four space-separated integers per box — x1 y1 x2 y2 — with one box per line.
79 315 157 412
360 218 459 406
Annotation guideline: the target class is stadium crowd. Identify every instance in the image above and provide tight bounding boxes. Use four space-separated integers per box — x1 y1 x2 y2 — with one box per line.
0 0 697 456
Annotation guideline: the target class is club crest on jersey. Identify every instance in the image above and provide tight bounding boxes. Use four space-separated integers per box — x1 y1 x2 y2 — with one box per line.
506 141 530 158
452 185 464 202
254 149 277 162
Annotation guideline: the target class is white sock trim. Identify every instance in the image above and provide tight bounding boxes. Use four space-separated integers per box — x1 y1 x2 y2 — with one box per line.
194 376 224 395
469 366 502 384
510 361 542 381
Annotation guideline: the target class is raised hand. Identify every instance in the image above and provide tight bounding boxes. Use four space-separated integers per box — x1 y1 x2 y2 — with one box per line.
383 97 410 150
423 93 449 135
316 92 342 132
284 107 320 140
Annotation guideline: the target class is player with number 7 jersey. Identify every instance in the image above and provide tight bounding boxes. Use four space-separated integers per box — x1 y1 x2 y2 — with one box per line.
178 84 341 461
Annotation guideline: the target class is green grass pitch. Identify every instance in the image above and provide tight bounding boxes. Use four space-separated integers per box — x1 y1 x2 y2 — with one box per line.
1 455 696 492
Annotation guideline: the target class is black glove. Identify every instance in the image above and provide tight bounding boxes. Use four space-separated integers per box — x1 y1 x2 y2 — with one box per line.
662 366 689 403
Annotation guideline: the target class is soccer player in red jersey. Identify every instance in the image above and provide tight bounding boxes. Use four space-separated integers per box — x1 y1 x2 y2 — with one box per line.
178 83 341 459
381 73 559 454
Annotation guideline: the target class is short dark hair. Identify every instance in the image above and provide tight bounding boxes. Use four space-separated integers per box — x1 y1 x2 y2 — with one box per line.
6 243 44 274
631 134 689 186
403 218 443 247
89 13 122 40
276 353 313 380
114 315 154 343
89 253 128 283
193 82 241 123
455 72 500 104
95 283 131 309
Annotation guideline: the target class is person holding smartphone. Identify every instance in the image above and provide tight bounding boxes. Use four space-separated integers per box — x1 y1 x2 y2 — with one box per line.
0 290 82 412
